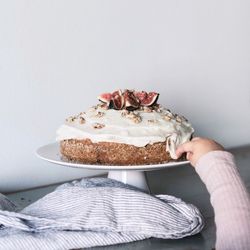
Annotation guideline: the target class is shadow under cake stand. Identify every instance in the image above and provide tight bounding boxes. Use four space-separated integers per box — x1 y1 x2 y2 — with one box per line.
36 143 189 192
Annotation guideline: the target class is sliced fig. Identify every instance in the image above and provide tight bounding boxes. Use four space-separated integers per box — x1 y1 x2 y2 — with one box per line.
112 89 122 97
108 89 124 110
140 92 159 106
134 91 148 102
98 92 112 105
98 89 159 110
112 92 125 110
124 90 140 110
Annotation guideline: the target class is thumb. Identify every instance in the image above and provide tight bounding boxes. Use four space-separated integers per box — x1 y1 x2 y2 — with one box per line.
175 141 194 158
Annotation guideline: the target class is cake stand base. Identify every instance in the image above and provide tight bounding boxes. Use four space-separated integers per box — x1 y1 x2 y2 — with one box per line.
108 170 150 192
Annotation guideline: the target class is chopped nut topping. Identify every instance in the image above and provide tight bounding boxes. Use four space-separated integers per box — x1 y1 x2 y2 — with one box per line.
176 115 182 123
153 103 160 108
101 103 109 110
148 119 157 123
97 103 108 110
121 110 130 117
66 116 75 122
126 112 142 123
166 112 174 118
95 111 105 118
164 115 171 121
89 106 98 112
143 106 153 112
180 115 188 122
126 112 135 118
93 123 105 129
79 117 85 124
152 104 161 112
121 110 142 123
133 116 142 123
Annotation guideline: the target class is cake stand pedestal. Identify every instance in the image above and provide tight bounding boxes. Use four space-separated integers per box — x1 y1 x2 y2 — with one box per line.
108 170 150 192
36 143 188 192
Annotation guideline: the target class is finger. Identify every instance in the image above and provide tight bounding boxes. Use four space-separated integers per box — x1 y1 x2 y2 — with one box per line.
186 152 192 161
191 137 201 141
175 141 194 158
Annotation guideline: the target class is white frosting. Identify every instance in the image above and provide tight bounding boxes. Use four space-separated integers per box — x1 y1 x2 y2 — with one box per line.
56 105 194 159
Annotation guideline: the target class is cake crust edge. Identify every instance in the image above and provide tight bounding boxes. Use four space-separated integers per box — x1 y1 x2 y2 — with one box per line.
60 139 183 165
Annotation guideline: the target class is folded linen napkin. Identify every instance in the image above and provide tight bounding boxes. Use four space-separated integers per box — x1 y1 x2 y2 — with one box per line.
0 178 204 250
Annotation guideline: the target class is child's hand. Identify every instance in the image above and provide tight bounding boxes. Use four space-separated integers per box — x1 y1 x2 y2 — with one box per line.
175 137 224 167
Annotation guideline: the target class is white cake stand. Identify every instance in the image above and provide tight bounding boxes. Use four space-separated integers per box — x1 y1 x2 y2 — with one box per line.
36 143 189 192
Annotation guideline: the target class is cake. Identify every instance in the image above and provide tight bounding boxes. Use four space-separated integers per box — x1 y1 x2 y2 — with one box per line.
56 89 194 165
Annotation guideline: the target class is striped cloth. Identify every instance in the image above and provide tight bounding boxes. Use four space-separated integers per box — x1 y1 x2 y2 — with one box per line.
0 178 204 250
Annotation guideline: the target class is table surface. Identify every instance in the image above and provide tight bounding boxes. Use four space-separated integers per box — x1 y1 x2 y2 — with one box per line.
6 145 250 250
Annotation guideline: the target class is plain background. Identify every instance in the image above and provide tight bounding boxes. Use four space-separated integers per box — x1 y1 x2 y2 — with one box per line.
0 0 249 192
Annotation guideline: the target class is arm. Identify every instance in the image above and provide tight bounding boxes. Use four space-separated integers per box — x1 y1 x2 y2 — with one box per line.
176 138 250 250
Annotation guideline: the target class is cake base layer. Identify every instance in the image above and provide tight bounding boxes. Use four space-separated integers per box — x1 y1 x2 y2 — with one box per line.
60 139 178 165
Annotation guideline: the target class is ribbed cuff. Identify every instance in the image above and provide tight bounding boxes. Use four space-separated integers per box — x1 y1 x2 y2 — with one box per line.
195 151 235 191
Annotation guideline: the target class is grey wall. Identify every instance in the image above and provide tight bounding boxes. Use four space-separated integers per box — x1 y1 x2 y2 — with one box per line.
0 0 250 192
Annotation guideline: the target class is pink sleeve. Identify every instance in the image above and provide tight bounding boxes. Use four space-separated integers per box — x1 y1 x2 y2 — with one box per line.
195 151 250 250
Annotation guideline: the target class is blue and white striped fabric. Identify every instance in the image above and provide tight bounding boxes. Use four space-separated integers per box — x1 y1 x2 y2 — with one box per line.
0 178 204 250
